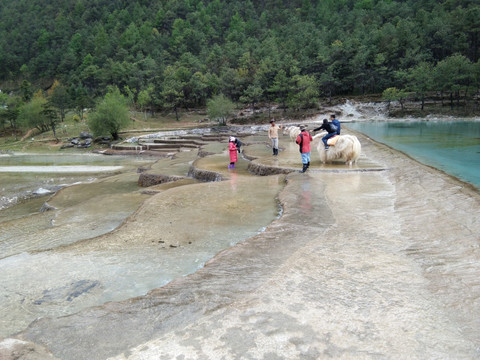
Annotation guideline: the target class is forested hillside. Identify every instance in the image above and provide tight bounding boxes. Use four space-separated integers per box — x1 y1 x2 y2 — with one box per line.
0 0 479 114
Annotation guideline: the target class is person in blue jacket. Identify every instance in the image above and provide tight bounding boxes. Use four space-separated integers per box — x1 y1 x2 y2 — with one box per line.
330 114 341 135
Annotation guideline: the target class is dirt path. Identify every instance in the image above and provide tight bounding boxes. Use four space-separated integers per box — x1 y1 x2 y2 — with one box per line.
20 128 35 141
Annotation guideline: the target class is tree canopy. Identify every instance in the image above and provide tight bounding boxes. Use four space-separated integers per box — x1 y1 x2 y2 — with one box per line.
207 93 235 125
0 0 479 115
87 87 130 140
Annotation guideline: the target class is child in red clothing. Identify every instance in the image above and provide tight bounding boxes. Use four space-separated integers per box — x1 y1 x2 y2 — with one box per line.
228 136 237 169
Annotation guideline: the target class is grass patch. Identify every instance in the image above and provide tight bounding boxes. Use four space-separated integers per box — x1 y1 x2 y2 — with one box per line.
0 109 213 152
122 110 211 134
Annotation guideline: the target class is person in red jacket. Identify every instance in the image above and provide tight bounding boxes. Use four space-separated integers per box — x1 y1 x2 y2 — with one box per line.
295 125 313 173
228 136 237 169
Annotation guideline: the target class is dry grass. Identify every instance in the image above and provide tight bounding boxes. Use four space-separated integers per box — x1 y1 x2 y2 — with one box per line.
0 109 212 152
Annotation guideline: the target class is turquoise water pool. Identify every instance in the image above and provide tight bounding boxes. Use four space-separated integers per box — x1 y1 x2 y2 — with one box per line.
347 120 480 190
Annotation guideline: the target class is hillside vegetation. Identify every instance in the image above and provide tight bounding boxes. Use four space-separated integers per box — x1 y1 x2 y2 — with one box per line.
0 0 479 136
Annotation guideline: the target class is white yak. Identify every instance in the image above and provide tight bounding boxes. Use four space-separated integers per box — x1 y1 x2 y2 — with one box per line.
312 132 361 165
283 125 301 142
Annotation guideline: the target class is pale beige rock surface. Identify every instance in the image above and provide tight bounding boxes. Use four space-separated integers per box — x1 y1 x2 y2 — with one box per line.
2 130 479 359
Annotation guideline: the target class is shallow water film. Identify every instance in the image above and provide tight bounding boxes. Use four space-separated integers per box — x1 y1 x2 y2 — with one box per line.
347 120 480 190
0 141 285 339
1 126 480 359
0 153 150 210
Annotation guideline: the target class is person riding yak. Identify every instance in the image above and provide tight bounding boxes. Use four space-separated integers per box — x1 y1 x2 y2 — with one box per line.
313 118 338 150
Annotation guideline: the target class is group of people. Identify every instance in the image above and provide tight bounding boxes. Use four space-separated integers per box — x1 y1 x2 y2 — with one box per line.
229 118 282 169
313 114 341 150
228 115 340 173
295 114 341 173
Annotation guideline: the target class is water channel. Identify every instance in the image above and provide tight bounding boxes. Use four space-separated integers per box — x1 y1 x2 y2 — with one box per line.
347 120 480 191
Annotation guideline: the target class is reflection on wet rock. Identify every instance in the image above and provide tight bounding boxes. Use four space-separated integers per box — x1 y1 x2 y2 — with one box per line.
187 165 223 182
39 202 56 213
33 280 101 305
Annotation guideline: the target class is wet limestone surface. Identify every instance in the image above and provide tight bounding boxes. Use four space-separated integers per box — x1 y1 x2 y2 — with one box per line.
0 171 153 338
0 142 284 341
198 141 227 155
146 150 198 177
3 129 479 359
137 150 198 186
0 172 149 259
